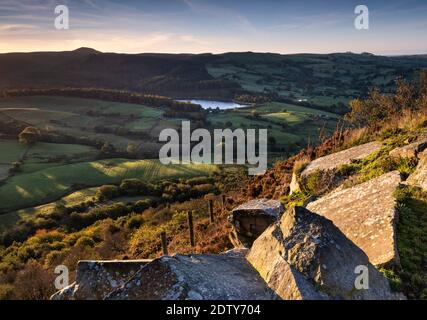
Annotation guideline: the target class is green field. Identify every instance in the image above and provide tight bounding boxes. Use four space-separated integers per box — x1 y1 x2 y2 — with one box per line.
0 96 164 150
204 52 420 109
0 96 339 222
0 187 99 230
0 139 28 179
0 96 163 117
0 139 27 163
21 142 99 173
0 186 156 231
207 101 338 147
0 158 218 213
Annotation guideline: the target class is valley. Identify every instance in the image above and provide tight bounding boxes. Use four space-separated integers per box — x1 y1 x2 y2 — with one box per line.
0 50 426 301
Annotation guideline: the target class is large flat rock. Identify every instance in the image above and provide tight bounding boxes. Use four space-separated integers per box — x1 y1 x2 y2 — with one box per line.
302 141 382 177
247 206 403 300
306 171 402 266
106 249 277 300
289 141 382 196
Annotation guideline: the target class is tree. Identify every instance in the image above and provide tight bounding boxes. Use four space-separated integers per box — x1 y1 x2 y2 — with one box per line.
345 88 394 128
96 184 119 200
19 127 41 146
126 142 138 156
9 161 22 174
100 142 116 156
251 110 260 118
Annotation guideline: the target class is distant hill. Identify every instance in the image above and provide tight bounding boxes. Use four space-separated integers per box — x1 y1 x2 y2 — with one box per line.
1 48 427 111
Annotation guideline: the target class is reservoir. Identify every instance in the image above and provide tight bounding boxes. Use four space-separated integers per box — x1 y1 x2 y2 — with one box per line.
178 99 248 110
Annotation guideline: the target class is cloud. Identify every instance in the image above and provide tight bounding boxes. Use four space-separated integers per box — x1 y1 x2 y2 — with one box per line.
179 34 212 46
0 24 38 31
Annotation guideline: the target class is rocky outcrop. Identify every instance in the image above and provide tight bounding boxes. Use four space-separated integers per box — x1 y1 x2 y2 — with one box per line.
303 141 382 176
228 199 283 248
106 249 277 300
407 149 427 191
247 206 403 300
306 171 402 267
51 259 152 300
389 138 427 160
290 141 382 195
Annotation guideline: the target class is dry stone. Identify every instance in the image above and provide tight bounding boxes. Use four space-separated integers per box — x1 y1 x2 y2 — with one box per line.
228 199 284 248
290 141 382 195
389 138 427 160
289 172 301 194
106 249 277 300
247 206 403 300
306 171 402 266
50 259 152 300
301 141 382 177
407 149 427 191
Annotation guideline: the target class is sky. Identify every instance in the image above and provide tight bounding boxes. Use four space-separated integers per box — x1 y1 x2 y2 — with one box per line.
0 0 426 55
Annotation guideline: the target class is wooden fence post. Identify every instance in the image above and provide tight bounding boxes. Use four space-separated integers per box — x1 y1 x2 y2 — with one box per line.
160 231 168 256
187 211 195 247
209 199 214 223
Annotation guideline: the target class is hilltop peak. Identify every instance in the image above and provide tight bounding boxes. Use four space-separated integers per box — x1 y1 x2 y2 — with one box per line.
72 47 101 54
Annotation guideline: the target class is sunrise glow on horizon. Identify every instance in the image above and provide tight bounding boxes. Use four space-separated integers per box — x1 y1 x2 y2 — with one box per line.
0 0 427 55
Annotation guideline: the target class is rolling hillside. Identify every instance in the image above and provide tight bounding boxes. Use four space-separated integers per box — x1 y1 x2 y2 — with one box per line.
1 49 427 111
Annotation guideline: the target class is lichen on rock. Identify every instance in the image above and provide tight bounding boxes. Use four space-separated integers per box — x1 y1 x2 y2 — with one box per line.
246 206 404 300
306 171 402 267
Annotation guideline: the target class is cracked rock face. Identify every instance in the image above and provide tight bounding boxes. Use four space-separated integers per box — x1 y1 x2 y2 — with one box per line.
228 199 284 248
246 206 403 300
106 249 277 300
50 260 152 300
307 171 402 267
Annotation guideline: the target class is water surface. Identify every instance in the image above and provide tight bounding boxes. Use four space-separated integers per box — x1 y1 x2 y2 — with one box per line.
178 99 248 110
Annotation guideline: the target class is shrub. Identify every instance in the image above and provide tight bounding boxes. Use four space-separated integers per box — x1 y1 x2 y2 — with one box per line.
0 284 14 300
13 260 55 300
75 236 95 248
96 185 119 200
185 176 214 186
44 250 66 267
126 215 144 230
119 178 144 194
19 126 41 146
9 161 22 174
293 157 310 176
392 186 427 299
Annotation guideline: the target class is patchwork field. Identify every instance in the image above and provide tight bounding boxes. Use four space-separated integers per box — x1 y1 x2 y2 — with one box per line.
0 187 156 231
0 158 219 214
205 52 419 109
207 101 338 148
0 187 99 230
0 139 28 179
22 142 99 173
0 96 164 150
0 95 339 228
